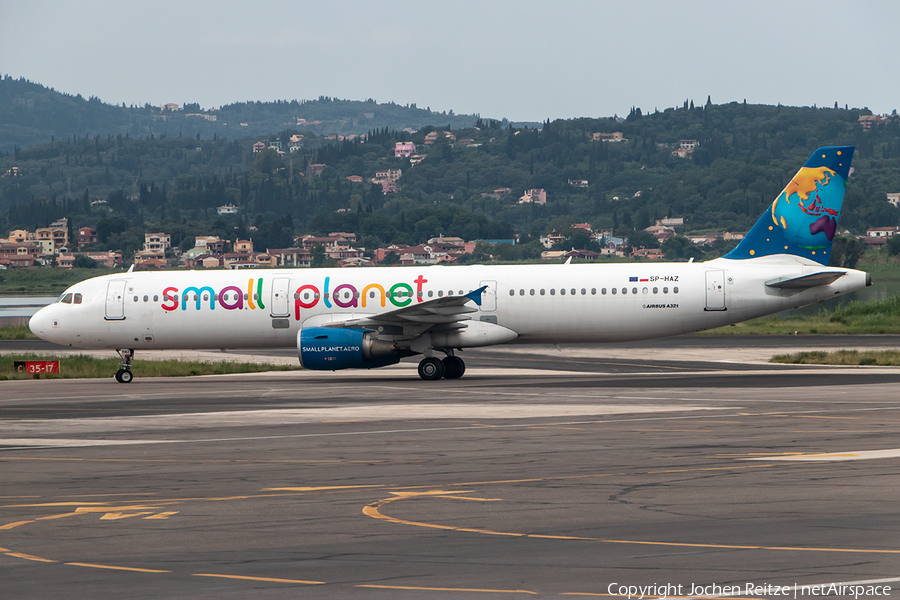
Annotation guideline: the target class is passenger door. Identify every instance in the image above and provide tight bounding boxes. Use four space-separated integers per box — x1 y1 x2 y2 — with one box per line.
105 280 127 320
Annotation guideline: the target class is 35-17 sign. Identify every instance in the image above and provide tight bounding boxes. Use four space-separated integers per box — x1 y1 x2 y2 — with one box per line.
14 361 59 374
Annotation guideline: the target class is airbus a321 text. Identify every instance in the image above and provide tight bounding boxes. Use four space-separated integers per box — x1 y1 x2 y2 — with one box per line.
30 147 870 382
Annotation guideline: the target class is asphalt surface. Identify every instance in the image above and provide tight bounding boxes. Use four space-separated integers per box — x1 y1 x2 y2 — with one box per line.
2 338 900 599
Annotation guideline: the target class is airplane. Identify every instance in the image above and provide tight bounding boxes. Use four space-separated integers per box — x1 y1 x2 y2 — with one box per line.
29 146 870 382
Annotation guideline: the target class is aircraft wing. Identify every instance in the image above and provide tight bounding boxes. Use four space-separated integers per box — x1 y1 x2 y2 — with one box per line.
320 286 487 341
765 271 846 289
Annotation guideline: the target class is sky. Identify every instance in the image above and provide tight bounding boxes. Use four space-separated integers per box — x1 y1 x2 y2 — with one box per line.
2 0 898 122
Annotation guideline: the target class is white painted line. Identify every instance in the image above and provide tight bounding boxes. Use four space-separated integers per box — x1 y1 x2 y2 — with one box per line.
0 439 171 448
746 448 900 462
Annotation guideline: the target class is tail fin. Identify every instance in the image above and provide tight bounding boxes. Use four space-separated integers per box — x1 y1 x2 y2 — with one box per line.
724 146 854 265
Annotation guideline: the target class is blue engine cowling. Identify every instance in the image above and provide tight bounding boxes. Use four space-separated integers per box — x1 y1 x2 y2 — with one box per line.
298 327 400 371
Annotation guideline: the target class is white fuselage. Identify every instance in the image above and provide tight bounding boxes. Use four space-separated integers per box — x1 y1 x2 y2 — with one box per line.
30 255 868 352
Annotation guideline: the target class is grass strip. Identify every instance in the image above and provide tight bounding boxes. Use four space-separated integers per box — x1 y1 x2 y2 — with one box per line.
0 354 299 380
702 294 900 335
0 325 38 340
770 349 900 366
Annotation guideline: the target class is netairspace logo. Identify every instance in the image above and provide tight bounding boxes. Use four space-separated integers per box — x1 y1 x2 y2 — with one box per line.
606 582 892 599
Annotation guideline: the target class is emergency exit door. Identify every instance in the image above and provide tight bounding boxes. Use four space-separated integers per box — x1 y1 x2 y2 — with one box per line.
478 280 497 312
705 270 726 311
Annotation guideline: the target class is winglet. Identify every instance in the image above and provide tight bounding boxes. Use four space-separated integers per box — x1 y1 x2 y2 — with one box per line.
465 285 487 306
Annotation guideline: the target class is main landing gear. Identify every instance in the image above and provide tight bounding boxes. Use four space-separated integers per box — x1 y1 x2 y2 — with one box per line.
115 348 134 383
417 352 466 381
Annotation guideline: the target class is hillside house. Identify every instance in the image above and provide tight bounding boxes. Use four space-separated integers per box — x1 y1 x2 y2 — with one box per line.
519 189 547 205
395 141 416 157
592 132 625 142
143 233 171 257
866 227 899 238
77 227 98 248
374 169 402 182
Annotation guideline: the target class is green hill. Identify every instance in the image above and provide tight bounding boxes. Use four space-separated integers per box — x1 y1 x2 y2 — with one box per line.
0 76 525 153
2 90 899 260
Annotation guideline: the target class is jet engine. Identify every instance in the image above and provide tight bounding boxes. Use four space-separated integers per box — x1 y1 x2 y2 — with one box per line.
297 327 400 370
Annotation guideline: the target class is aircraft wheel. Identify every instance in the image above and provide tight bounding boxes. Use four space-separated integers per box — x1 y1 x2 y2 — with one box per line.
418 357 445 381
115 369 133 384
442 356 465 379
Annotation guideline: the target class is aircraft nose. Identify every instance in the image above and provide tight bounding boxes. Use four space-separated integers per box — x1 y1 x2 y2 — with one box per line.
29 306 51 339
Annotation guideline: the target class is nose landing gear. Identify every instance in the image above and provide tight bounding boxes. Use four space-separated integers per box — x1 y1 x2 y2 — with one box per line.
115 349 134 383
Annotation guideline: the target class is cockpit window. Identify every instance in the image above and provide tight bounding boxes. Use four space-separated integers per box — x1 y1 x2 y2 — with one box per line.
73 293 82 304
60 293 73 304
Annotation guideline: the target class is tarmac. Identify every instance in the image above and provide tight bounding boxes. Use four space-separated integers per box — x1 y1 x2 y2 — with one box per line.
1 336 899 599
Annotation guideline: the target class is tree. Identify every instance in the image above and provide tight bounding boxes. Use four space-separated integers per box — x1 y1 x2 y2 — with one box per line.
885 235 900 257
72 254 100 268
253 148 283 174
661 235 703 260
626 231 656 251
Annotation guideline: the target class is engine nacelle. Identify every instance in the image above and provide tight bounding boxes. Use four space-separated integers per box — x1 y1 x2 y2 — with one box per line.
298 327 400 371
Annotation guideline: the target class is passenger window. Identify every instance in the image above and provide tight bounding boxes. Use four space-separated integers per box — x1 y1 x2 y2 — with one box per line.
314 293 320 299
428 291 433 298
550 289 556 295
582 288 587 295
244 293 249 300
438 291 444 297
611 288 617 295
530 289 535 296
663 287 668 294
571 288 576 295
152 295 158 302
520 289 525 296
194 295 199 301
459 290 464 295
621 288 627 295
509 290 515 296
642 287 648 294
540 289 545 296
370 291 375 298
560 288 565 295
653 287 658 294
632 287 638 294
600 288 606 295
294 293 299 299
134 296 139 302
143 295 149 302
674 287 679 294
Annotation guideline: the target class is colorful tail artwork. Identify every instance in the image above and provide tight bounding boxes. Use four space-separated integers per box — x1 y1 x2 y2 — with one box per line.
725 146 854 265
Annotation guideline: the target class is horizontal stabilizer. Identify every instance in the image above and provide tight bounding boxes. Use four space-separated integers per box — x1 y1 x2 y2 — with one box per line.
765 271 846 289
